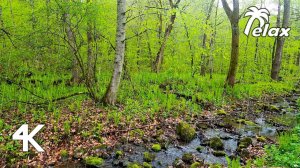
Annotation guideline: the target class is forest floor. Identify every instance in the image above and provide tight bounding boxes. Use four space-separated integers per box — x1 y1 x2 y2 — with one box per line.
1 80 299 167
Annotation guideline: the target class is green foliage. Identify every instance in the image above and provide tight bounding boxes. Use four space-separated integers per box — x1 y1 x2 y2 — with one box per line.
226 157 242 168
63 121 71 135
263 126 300 167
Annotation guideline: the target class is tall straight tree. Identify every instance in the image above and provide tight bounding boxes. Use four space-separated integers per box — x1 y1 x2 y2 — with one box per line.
221 0 239 87
153 0 181 73
271 0 291 80
86 0 96 84
103 0 126 105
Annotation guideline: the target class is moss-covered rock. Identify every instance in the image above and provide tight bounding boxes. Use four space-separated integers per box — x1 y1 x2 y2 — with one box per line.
142 162 152 168
151 144 161 152
238 137 252 151
182 153 194 164
196 146 204 152
257 136 266 142
213 150 226 157
143 152 155 162
176 122 196 142
190 162 203 168
208 137 224 150
84 156 104 167
216 109 227 116
236 119 256 126
115 150 124 158
127 162 141 168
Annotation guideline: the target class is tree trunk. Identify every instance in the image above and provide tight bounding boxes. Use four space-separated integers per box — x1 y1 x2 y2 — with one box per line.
272 0 281 60
63 11 80 84
103 0 126 105
87 0 96 85
221 0 239 87
152 0 181 73
271 0 290 80
200 0 215 76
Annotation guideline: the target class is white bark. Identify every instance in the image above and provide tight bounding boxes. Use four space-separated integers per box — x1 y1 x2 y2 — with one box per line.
103 0 126 105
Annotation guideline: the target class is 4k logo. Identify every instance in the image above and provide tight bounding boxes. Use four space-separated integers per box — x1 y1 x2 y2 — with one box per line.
244 6 291 37
13 124 44 152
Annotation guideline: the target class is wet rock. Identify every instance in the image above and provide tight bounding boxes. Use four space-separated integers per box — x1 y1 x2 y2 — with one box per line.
208 137 224 150
143 152 155 162
196 146 204 152
173 158 185 168
151 144 161 152
196 123 209 130
115 150 124 158
84 156 104 168
238 137 252 151
181 153 194 164
213 150 226 157
257 136 266 142
176 122 196 142
142 162 152 168
190 162 203 168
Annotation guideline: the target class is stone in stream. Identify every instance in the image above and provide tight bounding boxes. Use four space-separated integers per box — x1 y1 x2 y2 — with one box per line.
213 150 226 157
84 156 104 168
190 162 203 168
238 137 252 151
143 152 156 162
176 122 196 142
208 137 224 150
151 144 161 152
181 153 194 164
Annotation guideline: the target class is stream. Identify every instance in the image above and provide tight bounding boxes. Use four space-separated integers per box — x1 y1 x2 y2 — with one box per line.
57 92 299 168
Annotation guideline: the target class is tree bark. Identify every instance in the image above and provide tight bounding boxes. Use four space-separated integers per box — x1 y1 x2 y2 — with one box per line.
272 0 281 60
62 10 80 84
103 0 126 105
221 0 239 87
271 0 290 80
200 0 215 76
152 0 181 73
87 0 96 85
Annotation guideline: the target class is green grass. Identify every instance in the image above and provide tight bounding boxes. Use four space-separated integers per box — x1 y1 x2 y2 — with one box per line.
263 125 300 167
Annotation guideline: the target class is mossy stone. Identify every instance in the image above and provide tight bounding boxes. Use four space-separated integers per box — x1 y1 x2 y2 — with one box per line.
142 162 152 168
190 162 203 168
196 146 204 152
209 137 224 150
176 122 196 142
257 136 266 142
216 109 227 116
182 153 194 164
115 150 123 158
151 144 161 152
84 156 104 167
238 137 252 151
127 162 141 168
143 152 155 162
213 150 226 157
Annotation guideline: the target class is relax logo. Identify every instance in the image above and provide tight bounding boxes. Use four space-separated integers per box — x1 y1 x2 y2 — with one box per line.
244 6 291 37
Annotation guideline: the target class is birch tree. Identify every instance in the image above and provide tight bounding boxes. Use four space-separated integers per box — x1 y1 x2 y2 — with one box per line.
103 0 126 105
221 0 239 87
